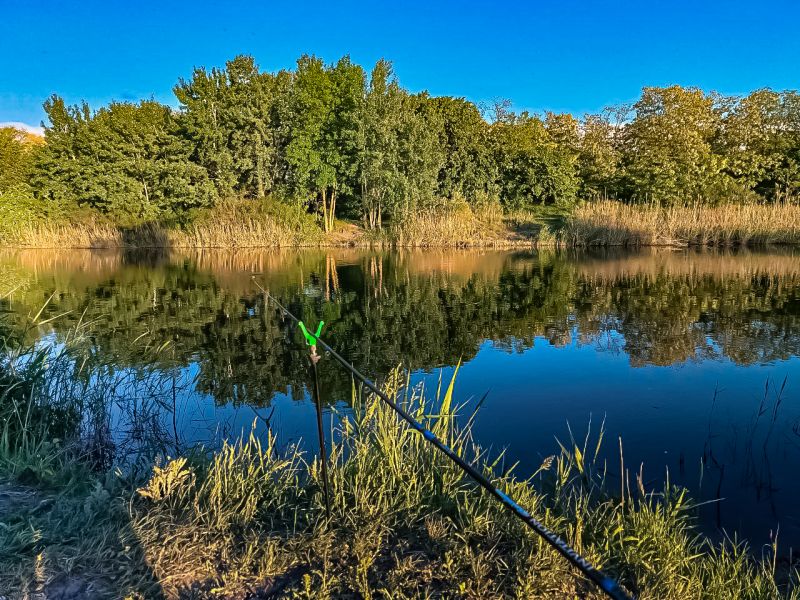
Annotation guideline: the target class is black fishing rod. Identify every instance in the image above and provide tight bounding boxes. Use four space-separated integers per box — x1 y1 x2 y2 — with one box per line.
252 278 633 600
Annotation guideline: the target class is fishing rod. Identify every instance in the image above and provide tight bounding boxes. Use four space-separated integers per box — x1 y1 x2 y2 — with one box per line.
252 277 633 600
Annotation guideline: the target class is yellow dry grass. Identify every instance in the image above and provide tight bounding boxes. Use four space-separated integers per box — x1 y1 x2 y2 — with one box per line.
389 202 536 247
565 201 800 247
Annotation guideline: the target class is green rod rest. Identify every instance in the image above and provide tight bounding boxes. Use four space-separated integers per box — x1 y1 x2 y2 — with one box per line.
298 320 325 346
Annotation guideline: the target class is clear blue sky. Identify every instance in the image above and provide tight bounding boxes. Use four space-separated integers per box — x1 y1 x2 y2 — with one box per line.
2 0 799 129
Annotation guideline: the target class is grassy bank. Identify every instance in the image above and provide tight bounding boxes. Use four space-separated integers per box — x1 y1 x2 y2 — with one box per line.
3 194 800 249
565 201 800 247
0 316 797 599
0 194 548 250
0 196 325 249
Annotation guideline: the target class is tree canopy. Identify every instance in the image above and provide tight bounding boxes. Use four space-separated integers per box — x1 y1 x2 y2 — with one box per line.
2 54 799 229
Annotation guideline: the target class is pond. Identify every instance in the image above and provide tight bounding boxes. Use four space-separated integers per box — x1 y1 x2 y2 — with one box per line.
2 247 800 551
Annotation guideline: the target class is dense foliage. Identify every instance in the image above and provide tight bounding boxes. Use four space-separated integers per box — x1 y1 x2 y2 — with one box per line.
1 55 799 230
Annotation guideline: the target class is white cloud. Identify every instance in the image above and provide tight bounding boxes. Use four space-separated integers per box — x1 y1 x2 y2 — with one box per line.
0 121 44 136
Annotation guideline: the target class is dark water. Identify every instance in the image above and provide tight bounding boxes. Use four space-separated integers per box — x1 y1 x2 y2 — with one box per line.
2 247 800 550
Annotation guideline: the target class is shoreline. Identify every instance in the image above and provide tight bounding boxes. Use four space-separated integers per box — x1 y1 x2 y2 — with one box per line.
2 200 799 250
2 239 799 250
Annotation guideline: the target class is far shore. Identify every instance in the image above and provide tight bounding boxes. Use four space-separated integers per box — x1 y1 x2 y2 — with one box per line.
2 201 799 250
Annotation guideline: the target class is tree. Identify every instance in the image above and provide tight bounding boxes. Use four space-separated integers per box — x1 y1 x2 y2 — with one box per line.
321 56 366 225
174 64 237 197
0 127 40 192
622 86 724 204
284 55 365 232
174 55 287 199
35 97 216 222
359 60 402 229
718 89 800 202
392 92 444 218
577 110 623 200
430 96 494 201
224 56 277 198
491 112 579 209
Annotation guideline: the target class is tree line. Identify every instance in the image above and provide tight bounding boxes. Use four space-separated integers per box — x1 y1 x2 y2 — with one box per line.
1 54 799 229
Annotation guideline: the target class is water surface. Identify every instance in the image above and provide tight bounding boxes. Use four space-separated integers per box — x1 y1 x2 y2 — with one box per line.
2 247 800 549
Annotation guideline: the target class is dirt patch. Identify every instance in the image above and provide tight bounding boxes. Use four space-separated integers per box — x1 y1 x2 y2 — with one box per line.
0 481 112 600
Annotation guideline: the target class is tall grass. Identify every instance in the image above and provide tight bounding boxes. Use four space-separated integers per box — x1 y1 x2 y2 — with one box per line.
170 197 323 248
388 200 539 247
129 370 797 599
9 193 800 249
0 197 325 249
565 201 800 247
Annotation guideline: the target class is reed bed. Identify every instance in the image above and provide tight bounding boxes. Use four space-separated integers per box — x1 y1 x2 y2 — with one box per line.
170 198 322 248
565 201 800 247
8 197 800 250
0 216 320 249
389 202 538 248
0 312 797 598
0 198 324 249
0 218 126 249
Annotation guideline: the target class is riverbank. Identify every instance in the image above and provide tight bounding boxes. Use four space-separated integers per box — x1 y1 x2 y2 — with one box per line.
566 201 800 247
1 196 800 250
0 319 796 599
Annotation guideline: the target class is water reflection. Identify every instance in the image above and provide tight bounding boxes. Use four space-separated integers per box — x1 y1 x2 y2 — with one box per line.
1 247 800 548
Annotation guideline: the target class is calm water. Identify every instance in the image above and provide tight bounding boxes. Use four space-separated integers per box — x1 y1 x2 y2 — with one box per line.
2 247 800 549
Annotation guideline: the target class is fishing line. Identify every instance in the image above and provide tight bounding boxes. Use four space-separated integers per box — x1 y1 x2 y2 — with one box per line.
252 277 633 600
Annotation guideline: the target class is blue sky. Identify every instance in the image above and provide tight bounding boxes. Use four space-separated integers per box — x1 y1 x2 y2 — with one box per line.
2 0 799 131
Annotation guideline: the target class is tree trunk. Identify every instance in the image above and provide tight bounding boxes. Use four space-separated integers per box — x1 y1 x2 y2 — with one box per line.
328 189 336 232
256 141 264 198
321 188 329 233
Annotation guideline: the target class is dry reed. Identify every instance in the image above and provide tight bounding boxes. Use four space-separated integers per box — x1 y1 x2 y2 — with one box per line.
565 201 800 247
4 199 800 250
389 201 536 247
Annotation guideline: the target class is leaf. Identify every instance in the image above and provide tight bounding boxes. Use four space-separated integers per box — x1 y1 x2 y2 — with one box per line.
440 358 461 417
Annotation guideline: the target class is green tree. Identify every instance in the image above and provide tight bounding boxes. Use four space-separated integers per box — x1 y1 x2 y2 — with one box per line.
0 127 39 192
224 56 278 198
174 55 287 199
359 60 402 229
430 97 494 201
36 97 215 222
492 112 579 209
359 63 447 228
718 89 800 202
622 86 724 204
392 92 445 219
285 55 365 232
577 111 622 200
174 64 236 197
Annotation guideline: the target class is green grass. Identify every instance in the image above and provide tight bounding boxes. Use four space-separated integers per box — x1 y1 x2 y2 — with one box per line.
0 318 798 598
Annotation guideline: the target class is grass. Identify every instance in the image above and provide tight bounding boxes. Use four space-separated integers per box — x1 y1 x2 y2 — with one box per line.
388 201 513 247
0 197 324 250
565 201 800 247
0 310 798 599
383 200 571 248
0 192 555 250
5 190 800 249
170 198 323 248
